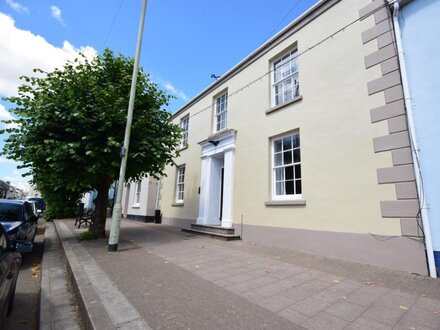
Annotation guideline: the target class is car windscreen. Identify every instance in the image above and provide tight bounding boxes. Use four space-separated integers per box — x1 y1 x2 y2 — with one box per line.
29 198 45 208
0 203 21 222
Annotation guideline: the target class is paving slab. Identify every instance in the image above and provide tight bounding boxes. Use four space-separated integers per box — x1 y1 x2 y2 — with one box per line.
55 220 150 330
54 219 440 330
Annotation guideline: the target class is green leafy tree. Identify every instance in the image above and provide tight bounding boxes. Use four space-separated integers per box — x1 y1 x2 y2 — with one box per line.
1 49 181 237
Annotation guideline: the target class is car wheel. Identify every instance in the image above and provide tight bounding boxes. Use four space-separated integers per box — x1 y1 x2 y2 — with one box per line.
7 282 17 316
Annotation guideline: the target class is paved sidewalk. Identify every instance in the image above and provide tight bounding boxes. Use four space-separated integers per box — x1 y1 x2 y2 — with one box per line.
40 222 81 330
55 219 440 330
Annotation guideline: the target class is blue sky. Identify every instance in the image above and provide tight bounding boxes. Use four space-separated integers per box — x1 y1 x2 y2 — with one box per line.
0 0 318 189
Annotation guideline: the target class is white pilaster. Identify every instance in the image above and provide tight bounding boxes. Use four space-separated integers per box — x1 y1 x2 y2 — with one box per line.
221 149 234 228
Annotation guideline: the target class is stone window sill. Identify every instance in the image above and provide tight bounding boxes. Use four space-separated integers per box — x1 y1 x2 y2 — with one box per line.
265 200 306 206
172 202 184 207
266 95 303 115
132 204 140 208
178 145 188 152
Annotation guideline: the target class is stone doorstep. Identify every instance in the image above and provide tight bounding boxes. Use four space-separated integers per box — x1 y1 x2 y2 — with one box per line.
181 228 241 241
190 223 235 235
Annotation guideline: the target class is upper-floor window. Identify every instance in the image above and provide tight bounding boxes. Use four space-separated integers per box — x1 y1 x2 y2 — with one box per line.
214 92 228 132
180 115 189 148
176 165 185 203
272 48 299 106
272 132 301 200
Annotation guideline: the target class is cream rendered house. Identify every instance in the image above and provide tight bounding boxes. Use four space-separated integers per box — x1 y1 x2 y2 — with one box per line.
159 0 430 275
122 177 159 222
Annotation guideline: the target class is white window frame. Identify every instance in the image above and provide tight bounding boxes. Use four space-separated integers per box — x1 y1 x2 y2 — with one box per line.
175 165 185 203
271 132 302 200
272 48 299 107
133 181 141 206
214 91 228 132
180 115 189 148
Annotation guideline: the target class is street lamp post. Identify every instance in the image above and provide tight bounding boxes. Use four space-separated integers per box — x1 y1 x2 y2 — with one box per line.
108 0 148 252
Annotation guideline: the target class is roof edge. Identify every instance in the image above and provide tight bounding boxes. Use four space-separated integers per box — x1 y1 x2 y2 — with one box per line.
171 0 340 119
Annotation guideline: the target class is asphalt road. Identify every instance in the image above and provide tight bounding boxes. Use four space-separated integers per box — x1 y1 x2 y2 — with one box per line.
5 223 44 330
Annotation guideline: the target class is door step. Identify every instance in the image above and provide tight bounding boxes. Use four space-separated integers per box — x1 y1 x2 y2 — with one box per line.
182 224 240 241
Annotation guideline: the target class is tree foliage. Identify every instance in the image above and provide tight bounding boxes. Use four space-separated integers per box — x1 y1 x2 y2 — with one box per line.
1 49 181 236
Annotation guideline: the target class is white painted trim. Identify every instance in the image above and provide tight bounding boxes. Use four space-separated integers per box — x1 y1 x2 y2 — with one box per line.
221 149 235 228
197 130 236 228
270 131 302 200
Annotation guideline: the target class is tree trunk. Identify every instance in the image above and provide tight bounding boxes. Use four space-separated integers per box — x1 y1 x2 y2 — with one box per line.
90 177 111 238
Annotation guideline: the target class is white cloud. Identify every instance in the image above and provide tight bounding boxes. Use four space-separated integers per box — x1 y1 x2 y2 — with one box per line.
50 5 62 22
164 82 189 101
0 103 18 129
5 0 28 14
2 174 29 191
0 103 13 121
0 12 97 97
0 157 15 164
0 161 29 190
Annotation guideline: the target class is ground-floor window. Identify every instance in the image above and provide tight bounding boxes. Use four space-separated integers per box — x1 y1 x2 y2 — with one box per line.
272 132 301 199
176 165 186 203
134 181 141 205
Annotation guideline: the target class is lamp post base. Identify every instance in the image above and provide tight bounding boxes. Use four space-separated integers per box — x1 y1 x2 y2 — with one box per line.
108 243 118 252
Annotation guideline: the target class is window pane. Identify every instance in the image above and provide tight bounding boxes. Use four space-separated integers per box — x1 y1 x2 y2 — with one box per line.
274 153 282 166
275 168 284 181
276 182 284 195
292 134 300 148
294 164 301 179
282 136 292 150
293 149 301 163
283 151 292 165
284 90 292 102
285 166 294 180
295 180 302 194
281 63 290 78
274 69 281 82
285 180 294 195
284 78 293 101
291 57 298 73
274 139 282 152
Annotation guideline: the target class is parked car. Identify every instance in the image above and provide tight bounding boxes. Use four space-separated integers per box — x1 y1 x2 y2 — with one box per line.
28 200 41 218
26 197 46 213
0 222 22 328
0 200 38 250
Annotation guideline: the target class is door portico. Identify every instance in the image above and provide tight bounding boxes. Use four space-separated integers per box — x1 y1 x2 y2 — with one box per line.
197 129 236 228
